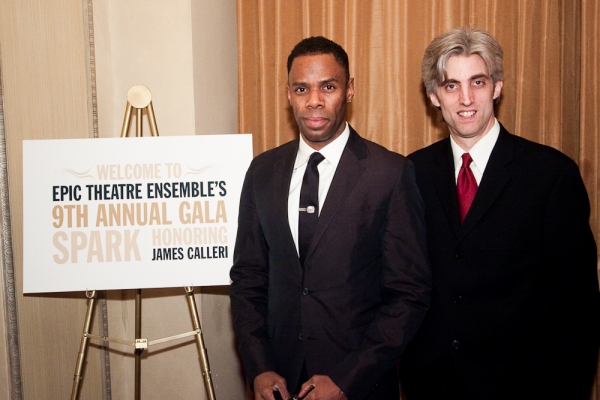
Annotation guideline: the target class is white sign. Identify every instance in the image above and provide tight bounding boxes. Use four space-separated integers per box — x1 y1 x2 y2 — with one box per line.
23 135 253 293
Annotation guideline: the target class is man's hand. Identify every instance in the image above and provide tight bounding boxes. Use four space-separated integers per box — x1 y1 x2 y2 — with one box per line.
297 375 347 400
253 371 290 400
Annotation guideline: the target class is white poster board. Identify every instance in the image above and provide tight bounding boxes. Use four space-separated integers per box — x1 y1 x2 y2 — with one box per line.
23 134 253 293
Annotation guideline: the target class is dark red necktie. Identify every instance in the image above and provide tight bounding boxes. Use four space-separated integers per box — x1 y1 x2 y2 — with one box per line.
457 153 478 223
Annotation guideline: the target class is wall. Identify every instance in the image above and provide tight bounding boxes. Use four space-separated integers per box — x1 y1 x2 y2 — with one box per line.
0 0 244 398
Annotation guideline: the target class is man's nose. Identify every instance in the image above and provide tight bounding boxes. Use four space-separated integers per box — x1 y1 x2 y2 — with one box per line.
459 86 473 106
307 90 324 108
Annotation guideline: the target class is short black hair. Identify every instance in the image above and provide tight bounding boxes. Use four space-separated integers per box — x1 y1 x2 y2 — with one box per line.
287 36 350 81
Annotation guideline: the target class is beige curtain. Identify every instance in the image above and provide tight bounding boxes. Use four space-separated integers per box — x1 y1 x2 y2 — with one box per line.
582 0 600 397
238 0 600 397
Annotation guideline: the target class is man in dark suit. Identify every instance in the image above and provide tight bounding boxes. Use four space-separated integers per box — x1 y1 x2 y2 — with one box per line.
230 36 431 400
400 27 600 399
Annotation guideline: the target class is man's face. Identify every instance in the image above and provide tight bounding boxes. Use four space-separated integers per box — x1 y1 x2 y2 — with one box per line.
429 54 503 148
287 53 354 150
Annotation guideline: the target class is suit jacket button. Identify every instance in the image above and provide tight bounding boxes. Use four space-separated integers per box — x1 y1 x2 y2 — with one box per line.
453 295 463 304
299 333 303 340
455 252 463 260
452 340 460 350
302 288 309 295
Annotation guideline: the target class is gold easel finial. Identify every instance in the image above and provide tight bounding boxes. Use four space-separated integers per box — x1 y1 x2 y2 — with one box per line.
120 84 159 137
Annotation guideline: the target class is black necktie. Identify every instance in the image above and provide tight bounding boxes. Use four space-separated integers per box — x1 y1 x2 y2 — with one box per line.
298 152 325 266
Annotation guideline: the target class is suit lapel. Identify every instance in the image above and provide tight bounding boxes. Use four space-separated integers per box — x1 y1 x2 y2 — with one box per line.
431 139 462 236
458 127 514 239
272 140 303 267
304 128 366 264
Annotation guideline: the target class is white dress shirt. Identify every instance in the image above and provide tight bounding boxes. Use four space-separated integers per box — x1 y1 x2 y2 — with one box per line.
450 118 500 184
288 123 350 255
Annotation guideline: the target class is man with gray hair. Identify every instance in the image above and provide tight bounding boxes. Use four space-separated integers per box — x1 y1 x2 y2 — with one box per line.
400 27 599 399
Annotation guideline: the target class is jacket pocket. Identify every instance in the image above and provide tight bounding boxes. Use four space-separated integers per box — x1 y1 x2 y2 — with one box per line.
346 322 370 350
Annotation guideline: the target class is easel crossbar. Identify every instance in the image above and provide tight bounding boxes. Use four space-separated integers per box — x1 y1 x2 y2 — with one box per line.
85 329 201 349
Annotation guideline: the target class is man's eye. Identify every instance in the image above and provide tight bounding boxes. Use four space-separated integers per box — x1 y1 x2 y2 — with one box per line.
295 87 307 93
324 84 335 90
474 80 484 86
446 84 456 90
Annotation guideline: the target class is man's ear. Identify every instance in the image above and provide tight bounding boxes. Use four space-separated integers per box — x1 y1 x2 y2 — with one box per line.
346 77 355 103
429 92 441 108
287 85 291 105
493 80 503 100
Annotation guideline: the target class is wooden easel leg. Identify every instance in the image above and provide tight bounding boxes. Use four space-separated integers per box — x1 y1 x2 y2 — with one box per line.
135 108 142 137
185 286 216 400
71 290 96 400
147 101 159 136
135 288 142 400
120 102 133 137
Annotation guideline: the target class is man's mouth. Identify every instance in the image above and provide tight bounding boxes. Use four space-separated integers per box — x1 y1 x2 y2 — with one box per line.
304 117 328 128
458 111 475 118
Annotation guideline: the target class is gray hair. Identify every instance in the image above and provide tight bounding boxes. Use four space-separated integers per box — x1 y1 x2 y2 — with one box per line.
422 27 504 95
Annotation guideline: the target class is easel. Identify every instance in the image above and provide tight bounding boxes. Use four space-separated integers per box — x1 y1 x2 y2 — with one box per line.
71 85 216 400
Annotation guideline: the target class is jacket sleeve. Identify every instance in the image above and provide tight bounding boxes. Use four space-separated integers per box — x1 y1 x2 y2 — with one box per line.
229 161 275 385
330 160 432 399
543 161 599 350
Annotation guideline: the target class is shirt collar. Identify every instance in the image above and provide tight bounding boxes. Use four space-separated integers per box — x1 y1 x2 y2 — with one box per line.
450 118 500 171
294 122 350 169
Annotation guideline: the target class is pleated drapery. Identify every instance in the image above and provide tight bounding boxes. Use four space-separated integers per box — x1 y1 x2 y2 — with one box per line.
237 1 600 397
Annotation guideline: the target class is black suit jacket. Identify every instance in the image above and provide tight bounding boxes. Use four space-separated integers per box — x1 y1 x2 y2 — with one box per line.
230 127 431 399
400 125 600 399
